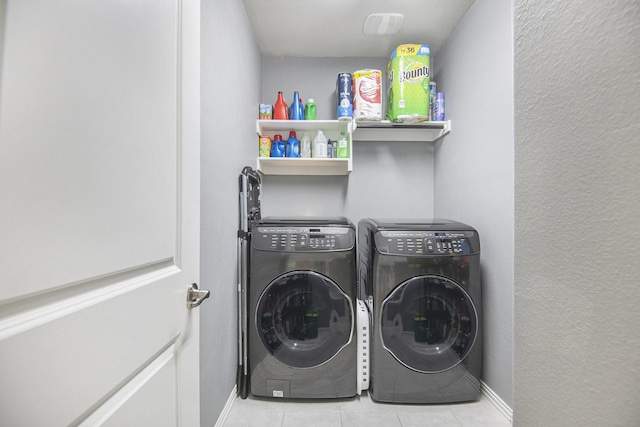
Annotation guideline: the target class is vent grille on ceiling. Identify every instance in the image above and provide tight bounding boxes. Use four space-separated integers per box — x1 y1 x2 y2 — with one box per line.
363 13 404 36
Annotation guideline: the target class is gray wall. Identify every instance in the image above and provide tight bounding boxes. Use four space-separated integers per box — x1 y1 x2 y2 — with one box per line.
260 57 435 223
201 2 516 423
513 0 640 425
204 1 640 425
433 0 514 407
200 0 260 425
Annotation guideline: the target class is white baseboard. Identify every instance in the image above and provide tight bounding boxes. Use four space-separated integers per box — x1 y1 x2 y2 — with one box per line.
481 381 513 425
214 386 237 427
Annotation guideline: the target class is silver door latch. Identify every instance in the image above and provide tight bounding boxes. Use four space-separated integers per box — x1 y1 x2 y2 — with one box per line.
187 283 210 309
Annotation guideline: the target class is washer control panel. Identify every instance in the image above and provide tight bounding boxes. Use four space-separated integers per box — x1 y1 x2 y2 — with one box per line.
375 230 478 256
253 226 355 251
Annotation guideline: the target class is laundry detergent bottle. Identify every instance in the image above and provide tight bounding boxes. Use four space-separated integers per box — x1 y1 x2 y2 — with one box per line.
305 98 316 120
286 131 300 158
271 134 285 157
290 91 304 120
273 92 288 120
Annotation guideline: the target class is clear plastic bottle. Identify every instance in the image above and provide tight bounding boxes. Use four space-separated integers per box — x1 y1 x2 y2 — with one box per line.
300 132 312 158
312 130 328 158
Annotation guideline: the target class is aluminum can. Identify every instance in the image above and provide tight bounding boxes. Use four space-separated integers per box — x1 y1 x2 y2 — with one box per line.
429 82 437 121
336 73 353 120
435 92 445 121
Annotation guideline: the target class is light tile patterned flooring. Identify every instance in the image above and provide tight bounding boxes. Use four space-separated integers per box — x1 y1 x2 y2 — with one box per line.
223 391 511 427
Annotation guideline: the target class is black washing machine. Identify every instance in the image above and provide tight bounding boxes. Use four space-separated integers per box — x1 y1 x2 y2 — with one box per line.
249 217 358 398
358 218 481 404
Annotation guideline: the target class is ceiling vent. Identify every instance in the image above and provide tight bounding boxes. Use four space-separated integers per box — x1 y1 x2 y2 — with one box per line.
363 13 404 36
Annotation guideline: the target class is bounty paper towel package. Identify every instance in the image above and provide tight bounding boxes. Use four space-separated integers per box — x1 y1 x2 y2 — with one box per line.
386 44 431 122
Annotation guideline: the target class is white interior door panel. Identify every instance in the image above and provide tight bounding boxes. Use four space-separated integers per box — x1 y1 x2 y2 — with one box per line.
0 0 201 425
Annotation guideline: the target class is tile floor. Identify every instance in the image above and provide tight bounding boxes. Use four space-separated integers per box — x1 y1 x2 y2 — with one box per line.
222 391 511 427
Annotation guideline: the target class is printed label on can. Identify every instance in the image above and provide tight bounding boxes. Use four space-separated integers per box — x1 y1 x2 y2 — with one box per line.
435 92 445 121
337 73 353 120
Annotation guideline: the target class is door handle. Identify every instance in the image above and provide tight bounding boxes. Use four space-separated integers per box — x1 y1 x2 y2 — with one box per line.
187 283 210 309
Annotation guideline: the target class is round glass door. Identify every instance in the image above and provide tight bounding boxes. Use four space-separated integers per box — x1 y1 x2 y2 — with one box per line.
257 271 353 368
380 275 477 373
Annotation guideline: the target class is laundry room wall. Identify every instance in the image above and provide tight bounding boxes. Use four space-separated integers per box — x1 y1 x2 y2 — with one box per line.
260 57 435 224
432 0 514 409
200 0 261 425
514 1 640 425
201 1 516 424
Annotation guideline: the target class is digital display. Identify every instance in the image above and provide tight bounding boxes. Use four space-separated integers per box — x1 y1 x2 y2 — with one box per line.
435 232 451 243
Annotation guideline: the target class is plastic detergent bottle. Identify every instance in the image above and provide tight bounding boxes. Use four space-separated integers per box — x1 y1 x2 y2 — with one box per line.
298 96 305 119
300 132 312 158
271 134 285 157
290 91 304 120
337 136 349 158
285 131 300 158
273 92 288 120
305 99 316 120
312 130 328 158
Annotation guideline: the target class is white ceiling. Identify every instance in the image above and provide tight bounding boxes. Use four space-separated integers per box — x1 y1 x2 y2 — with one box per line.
241 0 476 58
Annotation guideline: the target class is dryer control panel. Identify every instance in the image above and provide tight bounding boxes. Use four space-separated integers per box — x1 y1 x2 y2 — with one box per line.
375 230 479 256
253 226 355 251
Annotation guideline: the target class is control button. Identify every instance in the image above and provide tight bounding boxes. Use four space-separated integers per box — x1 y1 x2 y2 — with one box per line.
423 238 434 252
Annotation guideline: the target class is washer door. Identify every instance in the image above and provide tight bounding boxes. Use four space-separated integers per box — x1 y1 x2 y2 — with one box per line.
380 275 478 373
257 271 353 368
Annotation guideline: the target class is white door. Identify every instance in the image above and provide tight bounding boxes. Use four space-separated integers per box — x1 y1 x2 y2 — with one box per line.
0 1 202 426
